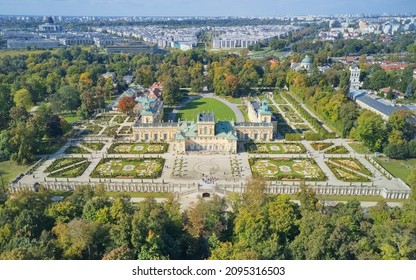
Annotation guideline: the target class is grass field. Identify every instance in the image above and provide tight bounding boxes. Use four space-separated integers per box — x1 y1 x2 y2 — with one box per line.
0 161 30 186
223 96 243 104
347 142 368 154
61 113 81 124
238 105 250 122
373 157 416 184
176 97 236 121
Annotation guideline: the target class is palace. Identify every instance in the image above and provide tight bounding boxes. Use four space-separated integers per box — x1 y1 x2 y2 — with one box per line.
131 97 275 154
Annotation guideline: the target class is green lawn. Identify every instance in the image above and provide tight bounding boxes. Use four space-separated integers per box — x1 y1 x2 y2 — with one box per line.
238 105 250 122
61 113 81 124
373 157 416 184
176 97 236 122
223 96 243 104
347 142 368 154
0 161 30 186
35 139 67 155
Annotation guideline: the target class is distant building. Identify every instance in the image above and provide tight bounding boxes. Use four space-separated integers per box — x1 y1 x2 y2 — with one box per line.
212 38 259 49
349 91 409 120
106 42 158 54
7 39 60 49
291 55 313 71
38 16 62 33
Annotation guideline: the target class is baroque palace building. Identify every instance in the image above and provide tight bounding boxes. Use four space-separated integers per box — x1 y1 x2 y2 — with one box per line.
131 97 275 154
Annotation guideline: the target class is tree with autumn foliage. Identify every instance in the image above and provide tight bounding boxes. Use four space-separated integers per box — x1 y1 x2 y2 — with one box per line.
117 96 136 115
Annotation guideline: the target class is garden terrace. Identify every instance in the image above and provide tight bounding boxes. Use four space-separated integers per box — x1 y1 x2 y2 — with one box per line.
310 142 334 151
324 145 349 154
113 115 127 124
108 143 168 154
272 93 287 104
81 142 105 151
93 115 114 125
65 146 90 154
48 161 90 178
249 157 326 181
281 92 334 139
91 158 164 179
245 142 306 154
326 162 371 182
45 157 87 173
328 157 372 177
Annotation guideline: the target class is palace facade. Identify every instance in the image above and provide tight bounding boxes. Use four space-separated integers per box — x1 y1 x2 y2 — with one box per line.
131 98 275 154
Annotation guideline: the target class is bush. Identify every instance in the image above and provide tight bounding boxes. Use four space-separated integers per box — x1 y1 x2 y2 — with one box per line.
285 133 302 141
304 132 322 141
384 143 409 160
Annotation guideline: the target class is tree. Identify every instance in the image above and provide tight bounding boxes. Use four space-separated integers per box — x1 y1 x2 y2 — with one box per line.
223 73 239 97
406 81 414 99
0 84 13 130
117 96 136 115
162 77 181 106
45 115 63 138
354 110 387 152
339 102 359 138
53 219 109 260
13 89 34 110
388 110 416 142
57 85 81 113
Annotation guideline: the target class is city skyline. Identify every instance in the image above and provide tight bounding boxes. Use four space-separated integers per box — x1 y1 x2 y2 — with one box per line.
0 0 415 17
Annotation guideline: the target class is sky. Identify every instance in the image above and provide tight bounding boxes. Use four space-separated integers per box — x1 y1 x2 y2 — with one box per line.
0 0 415 17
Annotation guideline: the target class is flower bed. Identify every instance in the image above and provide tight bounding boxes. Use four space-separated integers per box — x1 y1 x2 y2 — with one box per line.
324 145 349 154
48 161 90 178
326 162 370 182
114 115 127 124
81 142 105 151
45 158 86 173
329 158 372 176
108 143 168 154
246 143 306 154
91 158 164 179
310 142 334 151
249 158 326 181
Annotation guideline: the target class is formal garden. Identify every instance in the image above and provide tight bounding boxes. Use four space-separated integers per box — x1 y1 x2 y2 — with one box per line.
45 157 91 178
65 145 90 154
310 142 334 151
82 142 105 151
249 157 326 181
246 142 307 154
45 157 87 173
91 158 164 179
324 145 349 154
108 143 168 154
325 161 371 182
328 158 372 176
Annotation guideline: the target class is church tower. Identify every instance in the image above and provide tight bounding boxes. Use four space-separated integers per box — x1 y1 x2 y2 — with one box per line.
349 63 361 91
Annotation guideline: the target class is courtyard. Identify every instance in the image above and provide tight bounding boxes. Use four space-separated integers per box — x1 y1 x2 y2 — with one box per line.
176 97 236 121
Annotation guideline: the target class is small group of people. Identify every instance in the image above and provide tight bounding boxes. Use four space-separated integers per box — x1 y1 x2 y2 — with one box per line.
201 173 217 185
